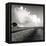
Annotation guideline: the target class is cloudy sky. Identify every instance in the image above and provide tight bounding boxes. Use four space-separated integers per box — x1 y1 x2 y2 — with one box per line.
12 5 43 27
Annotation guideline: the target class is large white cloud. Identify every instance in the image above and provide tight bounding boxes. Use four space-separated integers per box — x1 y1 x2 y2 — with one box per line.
14 6 41 27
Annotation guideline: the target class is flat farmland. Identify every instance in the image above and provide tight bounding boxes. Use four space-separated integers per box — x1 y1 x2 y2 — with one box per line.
12 27 44 42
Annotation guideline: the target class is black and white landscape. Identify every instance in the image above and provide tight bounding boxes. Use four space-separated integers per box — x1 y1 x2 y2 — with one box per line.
11 5 44 42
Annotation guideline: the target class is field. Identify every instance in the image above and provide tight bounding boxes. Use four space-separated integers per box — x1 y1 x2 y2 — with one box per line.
12 27 44 42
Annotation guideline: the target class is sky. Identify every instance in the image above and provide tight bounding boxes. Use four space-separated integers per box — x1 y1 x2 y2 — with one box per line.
12 5 43 27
